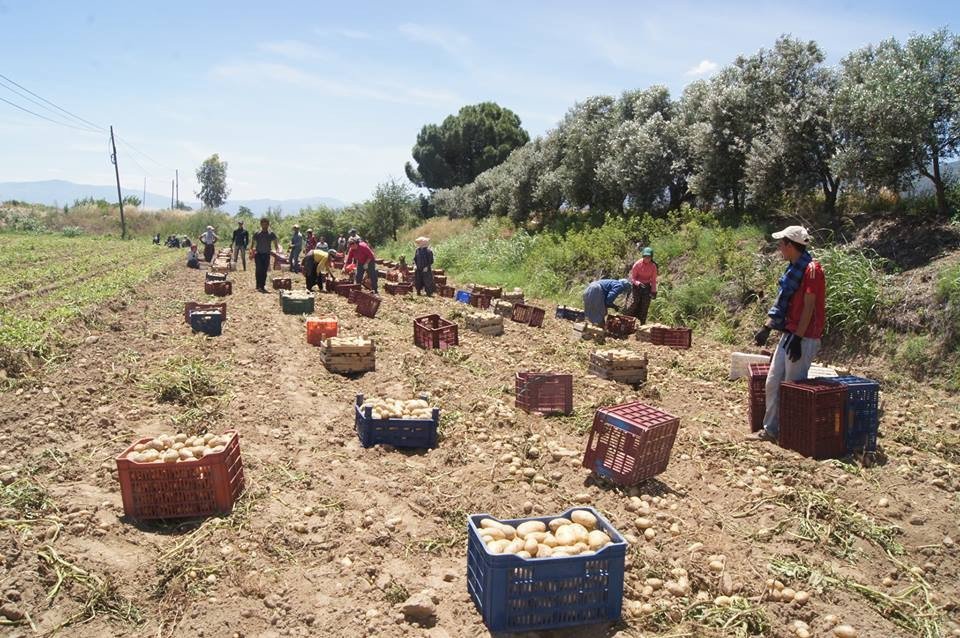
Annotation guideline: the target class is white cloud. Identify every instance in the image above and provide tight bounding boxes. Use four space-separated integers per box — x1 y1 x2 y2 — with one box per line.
685 59 720 77
210 61 459 107
398 23 470 57
257 39 329 61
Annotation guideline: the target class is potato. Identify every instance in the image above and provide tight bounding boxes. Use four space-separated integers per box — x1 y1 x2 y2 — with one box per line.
516 550 531 559
536 544 553 558
147 439 165 452
139 449 159 463
542 533 559 548
479 518 503 530
174 433 188 443
587 530 612 551
133 443 146 452
499 524 517 540
178 448 195 461
504 539 524 554
548 517 572 533
570 510 598 531
162 450 179 463
794 590 810 605
172 442 184 451
516 521 547 538
487 539 510 554
480 527 506 541
203 433 215 444
524 531 547 543
128 452 141 462
555 525 578 546
523 536 539 555
833 626 858 638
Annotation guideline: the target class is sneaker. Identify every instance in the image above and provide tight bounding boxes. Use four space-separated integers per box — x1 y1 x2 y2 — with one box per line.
747 429 778 443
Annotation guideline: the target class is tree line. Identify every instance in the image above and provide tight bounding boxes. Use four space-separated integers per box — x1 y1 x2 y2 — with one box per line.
411 30 959 225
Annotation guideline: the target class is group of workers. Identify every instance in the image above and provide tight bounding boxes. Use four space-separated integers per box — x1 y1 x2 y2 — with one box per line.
185 218 824 447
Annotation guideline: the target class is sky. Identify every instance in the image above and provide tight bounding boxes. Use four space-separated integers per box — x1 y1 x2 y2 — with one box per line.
0 0 957 204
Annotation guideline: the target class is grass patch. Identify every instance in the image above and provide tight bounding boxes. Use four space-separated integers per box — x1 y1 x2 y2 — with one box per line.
146 355 225 407
683 599 769 637
0 476 55 519
818 247 885 339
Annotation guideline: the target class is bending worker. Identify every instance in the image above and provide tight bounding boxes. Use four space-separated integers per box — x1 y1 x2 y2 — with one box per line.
301 248 337 292
628 247 658 324
583 278 632 327
750 225 826 443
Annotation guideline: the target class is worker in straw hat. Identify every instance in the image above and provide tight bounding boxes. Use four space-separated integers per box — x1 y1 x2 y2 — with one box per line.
413 236 435 296
749 225 826 443
199 225 218 263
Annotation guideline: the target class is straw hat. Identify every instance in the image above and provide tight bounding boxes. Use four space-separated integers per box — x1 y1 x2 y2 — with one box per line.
415 236 430 247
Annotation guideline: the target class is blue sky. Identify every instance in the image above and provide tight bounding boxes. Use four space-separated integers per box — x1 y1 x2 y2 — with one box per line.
0 0 956 204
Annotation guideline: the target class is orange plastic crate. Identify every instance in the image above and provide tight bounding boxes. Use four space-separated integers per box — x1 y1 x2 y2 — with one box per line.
306 317 338 345
115 431 245 520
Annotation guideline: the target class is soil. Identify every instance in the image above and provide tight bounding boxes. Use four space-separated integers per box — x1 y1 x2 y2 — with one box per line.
0 260 958 638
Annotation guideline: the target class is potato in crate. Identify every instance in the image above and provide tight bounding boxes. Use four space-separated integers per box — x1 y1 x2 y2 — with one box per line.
190 310 222 336
572 322 606 344
466 311 504 336
588 349 647 385
474 284 502 299
605 314 637 338
184 301 227 324
385 281 413 295
467 507 626 633
501 288 524 304
556 305 586 322
321 336 375 374
582 402 679 485
115 431 245 520
204 280 232 297
491 299 514 318
354 394 439 449
515 371 573 415
280 290 314 315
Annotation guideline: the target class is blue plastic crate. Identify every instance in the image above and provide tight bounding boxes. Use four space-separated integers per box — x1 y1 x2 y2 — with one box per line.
455 290 472 304
467 507 626 633
823 375 879 453
555 305 586 322
189 310 222 336
354 394 439 449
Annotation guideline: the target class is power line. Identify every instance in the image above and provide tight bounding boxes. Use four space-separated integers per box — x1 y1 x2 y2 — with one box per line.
0 78 102 132
0 72 106 132
0 94 102 133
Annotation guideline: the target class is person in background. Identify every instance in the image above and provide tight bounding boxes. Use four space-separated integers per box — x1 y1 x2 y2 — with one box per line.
348 228 360 242
582 278 632 327
628 247 659 324
153 233 161 245
252 217 280 293
231 221 249 272
345 237 378 294
199 225 218 262
337 235 347 253
316 235 329 251
304 229 317 253
302 248 337 292
186 243 200 269
750 225 826 443
289 225 303 274
413 236 435 296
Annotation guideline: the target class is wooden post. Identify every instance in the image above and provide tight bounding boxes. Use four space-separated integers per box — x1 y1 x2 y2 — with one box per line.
109 125 126 239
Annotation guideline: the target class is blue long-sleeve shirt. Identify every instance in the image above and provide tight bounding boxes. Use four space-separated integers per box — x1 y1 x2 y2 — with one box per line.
597 278 631 306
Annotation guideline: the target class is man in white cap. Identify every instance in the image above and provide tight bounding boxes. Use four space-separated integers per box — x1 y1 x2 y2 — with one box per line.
413 236 435 296
750 225 826 443
199 225 218 263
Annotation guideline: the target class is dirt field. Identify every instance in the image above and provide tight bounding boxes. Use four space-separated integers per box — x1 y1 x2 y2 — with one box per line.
1 258 958 638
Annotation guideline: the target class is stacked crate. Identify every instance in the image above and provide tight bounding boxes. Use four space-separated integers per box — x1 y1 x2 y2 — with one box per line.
589 350 647 384
321 337 376 373
779 380 847 459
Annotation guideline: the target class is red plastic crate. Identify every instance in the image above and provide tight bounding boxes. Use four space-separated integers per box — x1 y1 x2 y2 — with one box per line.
779 381 846 459
336 282 361 298
650 326 691 349
511 303 545 327
354 290 382 318
605 315 637 338
414 314 459 350
385 282 413 295
272 276 291 290
348 288 361 304
469 293 491 309
515 372 573 415
438 285 455 298
582 402 679 486
115 431 245 520
434 275 447 286
184 302 227 325
204 280 232 297
748 363 770 432
474 285 502 299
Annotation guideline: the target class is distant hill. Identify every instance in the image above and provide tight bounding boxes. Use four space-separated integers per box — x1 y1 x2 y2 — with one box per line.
0 180 345 215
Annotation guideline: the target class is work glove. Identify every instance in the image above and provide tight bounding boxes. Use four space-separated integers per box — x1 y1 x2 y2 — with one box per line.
753 326 771 347
786 333 803 363
610 304 621 313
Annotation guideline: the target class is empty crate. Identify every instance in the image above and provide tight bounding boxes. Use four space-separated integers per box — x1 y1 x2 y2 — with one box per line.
582 402 679 486
779 380 847 460
414 314 459 350
649 326 691 349
354 290 382 318
555 305 586 322
822 375 880 453
748 363 770 432
515 372 573 415
511 303 545 328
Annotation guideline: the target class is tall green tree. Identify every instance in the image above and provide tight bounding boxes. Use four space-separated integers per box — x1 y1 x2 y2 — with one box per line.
366 178 415 242
405 102 530 190
195 154 230 209
835 29 960 216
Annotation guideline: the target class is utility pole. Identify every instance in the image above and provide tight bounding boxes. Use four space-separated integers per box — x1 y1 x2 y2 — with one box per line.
109 125 126 240
171 180 174 209
175 169 179 208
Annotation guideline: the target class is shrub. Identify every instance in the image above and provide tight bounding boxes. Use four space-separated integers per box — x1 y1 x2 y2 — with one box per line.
817 247 885 338
896 335 933 378
61 226 84 237
935 261 960 350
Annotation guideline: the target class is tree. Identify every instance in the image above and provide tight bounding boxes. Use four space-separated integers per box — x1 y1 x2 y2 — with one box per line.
195 153 230 209
236 205 254 220
405 102 530 190
122 194 141 207
366 178 415 242
835 29 960 216
743 37 844 215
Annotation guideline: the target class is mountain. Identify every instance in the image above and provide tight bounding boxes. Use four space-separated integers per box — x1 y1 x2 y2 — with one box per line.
0 180 345 214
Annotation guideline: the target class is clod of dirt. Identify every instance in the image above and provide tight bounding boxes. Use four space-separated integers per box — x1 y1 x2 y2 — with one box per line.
401 590 437 622
0 603 25 621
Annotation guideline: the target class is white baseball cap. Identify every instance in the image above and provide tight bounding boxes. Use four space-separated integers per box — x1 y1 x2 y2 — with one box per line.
772 225 811 245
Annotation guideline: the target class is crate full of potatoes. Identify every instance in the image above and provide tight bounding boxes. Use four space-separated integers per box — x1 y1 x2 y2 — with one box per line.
321 336 375 374
115 431 245 520
589 349 647 385
571 321 606 344
355 394 440 449
465 311 504 336
467 507 627 633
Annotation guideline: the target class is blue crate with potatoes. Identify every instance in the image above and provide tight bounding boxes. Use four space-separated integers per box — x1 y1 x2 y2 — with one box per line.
189 310 223 336
354 393 440 449
466 506 626 633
